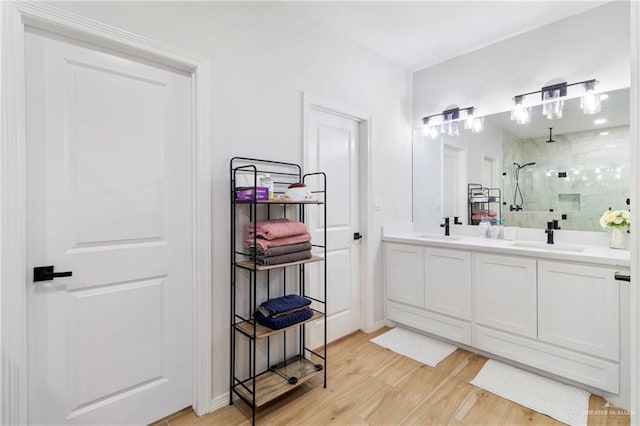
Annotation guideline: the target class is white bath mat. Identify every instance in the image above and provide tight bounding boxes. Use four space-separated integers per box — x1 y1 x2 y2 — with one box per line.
471 359 590 426
370 327 457 367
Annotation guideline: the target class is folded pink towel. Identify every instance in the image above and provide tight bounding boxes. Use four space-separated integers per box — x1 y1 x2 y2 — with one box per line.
472 209 497 217
246 219 308 241
245 232 312 250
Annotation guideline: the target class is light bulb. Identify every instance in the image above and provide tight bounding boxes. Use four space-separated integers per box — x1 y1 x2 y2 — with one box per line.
510 96 530 124
542 88 564 120
472 117 484 133
447 121 459 137
464 108 475 130
580 81 601 114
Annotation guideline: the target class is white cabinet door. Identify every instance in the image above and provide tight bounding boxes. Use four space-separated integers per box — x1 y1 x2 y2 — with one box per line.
538 261 619 361
425 248 471 320
385 243 425 308
475 254 537 338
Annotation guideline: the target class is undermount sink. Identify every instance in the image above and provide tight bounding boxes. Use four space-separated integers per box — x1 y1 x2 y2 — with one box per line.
416 233 465 241
510 240 585 253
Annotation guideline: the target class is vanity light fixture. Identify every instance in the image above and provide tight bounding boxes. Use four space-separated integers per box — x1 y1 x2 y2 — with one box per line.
510 78 601 124
422 106 483 139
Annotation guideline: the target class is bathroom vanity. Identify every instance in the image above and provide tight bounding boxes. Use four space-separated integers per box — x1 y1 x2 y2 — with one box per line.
383 229 630 408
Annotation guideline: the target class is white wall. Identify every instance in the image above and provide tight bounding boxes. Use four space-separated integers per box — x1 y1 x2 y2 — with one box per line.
51 1 412 405
412 1 630 223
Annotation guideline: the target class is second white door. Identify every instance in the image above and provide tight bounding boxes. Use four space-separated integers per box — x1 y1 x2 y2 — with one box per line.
306 107 361 346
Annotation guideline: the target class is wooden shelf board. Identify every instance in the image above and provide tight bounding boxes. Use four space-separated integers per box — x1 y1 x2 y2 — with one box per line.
235 310 324 339
236 256 324 271
234 361 323 408
235 199 325 205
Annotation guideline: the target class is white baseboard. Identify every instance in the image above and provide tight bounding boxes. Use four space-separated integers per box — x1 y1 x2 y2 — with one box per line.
364 320 386 333
209 392 230 413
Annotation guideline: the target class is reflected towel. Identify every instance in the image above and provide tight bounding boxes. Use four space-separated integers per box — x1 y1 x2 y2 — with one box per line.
247 218 308 240
472 209 497 217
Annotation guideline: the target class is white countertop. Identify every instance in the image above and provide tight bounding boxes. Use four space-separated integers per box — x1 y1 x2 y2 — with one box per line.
383 231 630 268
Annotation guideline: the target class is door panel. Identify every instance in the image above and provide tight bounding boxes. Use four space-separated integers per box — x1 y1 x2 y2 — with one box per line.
425 248 471 320
475 254 537 338
306 107 360 346
385 243 425 308
26 29 192 424
538 261 619 361
70 63 165 246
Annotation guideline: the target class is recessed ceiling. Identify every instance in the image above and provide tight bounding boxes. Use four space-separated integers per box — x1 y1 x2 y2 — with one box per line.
284 1 609 71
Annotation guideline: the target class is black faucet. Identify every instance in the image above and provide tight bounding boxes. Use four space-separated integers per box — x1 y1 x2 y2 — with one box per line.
545 221 554 244
440 217 450 236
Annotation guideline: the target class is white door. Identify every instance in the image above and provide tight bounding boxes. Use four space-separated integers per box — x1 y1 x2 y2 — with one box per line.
483 156 496 188
25 29 193 424
442 144 464 219
306 107 361 346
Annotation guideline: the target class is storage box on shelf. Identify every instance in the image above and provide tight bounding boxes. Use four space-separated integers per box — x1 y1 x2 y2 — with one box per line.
229 157 327 424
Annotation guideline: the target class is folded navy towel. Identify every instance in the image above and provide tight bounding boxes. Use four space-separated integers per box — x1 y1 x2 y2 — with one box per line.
257 294 311 318
255 307 314 330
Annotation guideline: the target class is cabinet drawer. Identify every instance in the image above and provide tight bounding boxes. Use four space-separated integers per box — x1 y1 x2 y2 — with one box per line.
387 300 471 345
474 254 537 338
474 325 619 393
385 243 425 308
538 261 619 361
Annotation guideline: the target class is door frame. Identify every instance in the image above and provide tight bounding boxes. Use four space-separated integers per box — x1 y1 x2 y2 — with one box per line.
0 2 213 423
441 141 468 224
630 1 639 422
302 93 376 332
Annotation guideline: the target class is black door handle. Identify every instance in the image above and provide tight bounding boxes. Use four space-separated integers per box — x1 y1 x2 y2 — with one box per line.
34 266 73 283
353 232 363 240
614 272 631 282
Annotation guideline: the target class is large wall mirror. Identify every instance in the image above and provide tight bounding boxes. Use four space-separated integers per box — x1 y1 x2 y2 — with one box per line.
413 87 630 232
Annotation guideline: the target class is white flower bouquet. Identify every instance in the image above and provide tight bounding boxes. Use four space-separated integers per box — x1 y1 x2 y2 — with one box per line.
599 209 631 230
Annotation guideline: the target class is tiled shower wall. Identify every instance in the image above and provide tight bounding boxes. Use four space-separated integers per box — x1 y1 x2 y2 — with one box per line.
502 125 629 232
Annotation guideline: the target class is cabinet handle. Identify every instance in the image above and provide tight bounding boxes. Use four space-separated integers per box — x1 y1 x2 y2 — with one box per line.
614 272 631 282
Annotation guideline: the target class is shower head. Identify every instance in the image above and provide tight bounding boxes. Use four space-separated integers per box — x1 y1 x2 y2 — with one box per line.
514 162 536 170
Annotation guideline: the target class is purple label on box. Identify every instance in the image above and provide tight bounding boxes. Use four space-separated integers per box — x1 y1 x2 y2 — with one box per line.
235 187 269 201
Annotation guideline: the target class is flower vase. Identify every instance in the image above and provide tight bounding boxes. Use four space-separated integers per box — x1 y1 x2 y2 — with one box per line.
609 227 628 249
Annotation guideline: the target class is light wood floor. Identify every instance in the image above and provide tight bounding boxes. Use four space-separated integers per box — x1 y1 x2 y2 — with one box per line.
154 327 630 425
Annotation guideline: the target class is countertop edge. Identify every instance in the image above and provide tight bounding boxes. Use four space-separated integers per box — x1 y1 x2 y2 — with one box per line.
382 235 631 269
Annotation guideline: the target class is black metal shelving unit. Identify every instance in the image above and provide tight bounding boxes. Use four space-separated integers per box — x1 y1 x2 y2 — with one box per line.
468 183 502 225
229 157 327 424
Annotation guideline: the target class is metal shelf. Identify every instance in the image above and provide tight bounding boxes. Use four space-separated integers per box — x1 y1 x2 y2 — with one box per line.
230 157 327 424
235 199 325 205
234 310 324 339
233 357 323 408
235 256 324 271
